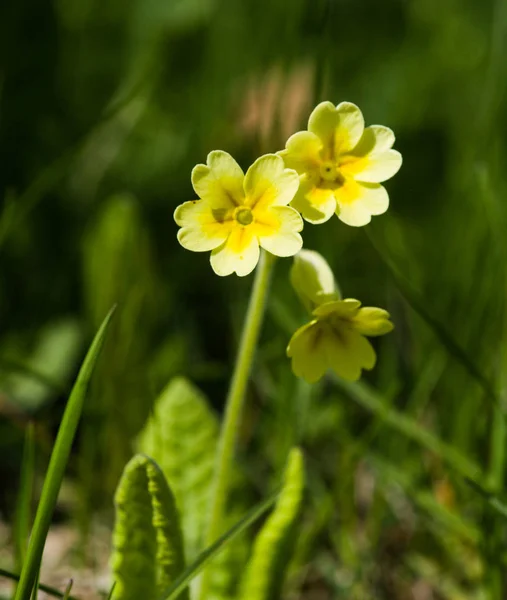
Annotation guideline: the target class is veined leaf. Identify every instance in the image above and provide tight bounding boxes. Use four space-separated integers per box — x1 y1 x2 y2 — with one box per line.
137 377 218 561
238 448 305 600
112 454 188 600
137 377 249 599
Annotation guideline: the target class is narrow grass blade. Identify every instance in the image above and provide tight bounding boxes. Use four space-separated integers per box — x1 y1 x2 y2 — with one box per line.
465 478 507 520
30 570 40 600
13 307 116 600
14 422 35 570
157 493 278 600
0 568 76 600
370 456 481 544
336 378 484 484
365 229 499 408
107 582 116 600
62 580 73 600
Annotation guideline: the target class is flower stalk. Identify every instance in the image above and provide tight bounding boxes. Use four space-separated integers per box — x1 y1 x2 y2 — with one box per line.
198 250 275 600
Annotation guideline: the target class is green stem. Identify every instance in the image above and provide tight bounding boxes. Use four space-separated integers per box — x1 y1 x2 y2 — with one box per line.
198 250 275 600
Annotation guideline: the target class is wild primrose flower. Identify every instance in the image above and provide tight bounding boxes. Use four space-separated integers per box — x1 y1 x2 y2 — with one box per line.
174 151 303 276
287 250 393 383
279 101 402 226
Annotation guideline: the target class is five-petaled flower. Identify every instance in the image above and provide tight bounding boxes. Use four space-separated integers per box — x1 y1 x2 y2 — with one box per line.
174 151 303 276
286 250 393 383
287 299 394 383
278 101 402 227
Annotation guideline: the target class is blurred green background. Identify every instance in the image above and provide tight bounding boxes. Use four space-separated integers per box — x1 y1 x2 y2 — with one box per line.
2 0 507 596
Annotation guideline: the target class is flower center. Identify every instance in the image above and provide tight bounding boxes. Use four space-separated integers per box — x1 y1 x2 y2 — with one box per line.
319 161 340 182
234 206 254 226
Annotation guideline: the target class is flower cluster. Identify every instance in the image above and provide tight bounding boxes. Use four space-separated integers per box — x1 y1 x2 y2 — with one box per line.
174 100 400 382
174 101 401 276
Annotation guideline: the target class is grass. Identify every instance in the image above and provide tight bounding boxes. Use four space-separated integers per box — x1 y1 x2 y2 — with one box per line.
2 0 507 597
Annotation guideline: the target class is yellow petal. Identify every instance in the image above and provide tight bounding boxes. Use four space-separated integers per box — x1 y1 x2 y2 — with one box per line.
308 101 340 148
290 249 338 313
325 328 376 381
350 125 396 156
287 321 328 383
244 154 299 209
352 307 394 336
333 102 365 155
174 200 233 251
313 298 361 319
291 184 337 224
210 226 260 276
257 206 303 257
334 181 389 227
278 131 322 173
191 150 244 208
340 150 402 183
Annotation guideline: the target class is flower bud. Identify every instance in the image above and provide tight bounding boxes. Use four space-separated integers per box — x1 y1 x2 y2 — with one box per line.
290 249 339 313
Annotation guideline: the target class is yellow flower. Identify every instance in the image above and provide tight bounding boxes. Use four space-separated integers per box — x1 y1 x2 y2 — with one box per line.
174 151 303 276
286 249 393 383
287 299 394 383
278 101 402 227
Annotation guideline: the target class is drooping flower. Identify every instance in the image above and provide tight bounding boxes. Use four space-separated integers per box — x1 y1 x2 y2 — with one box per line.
286 250 393 383
287 300 393 383
278 101 402 227
174 151 303 276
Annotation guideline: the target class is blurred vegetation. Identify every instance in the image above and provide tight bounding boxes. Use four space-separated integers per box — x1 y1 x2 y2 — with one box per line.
2 0 507 596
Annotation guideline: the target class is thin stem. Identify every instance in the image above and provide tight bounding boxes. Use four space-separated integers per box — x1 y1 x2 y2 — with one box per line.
198 251 275 600
14 422 35 570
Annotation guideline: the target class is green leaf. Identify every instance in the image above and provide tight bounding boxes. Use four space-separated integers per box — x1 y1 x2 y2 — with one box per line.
62 580 73 600
335 378 484 484
238 448 305 600
13 307 115 600
111 454 188 600
465 478 507 521
14 422 35 570
1 319 81 412
0 568 76 600
137 377 219 561
158 493 278 600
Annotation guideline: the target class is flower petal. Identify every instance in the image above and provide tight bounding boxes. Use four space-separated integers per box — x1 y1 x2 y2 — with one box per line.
191 150 244 208
313 299 361 319
333 102 365 155
340 150 402 183
308 101 339 147
174 200 233 251
257 206 303 257
352 307 394 336
278 131 322 173
325 329 376 381
291 184 337 224
210 226 259 276
334 181 389 227
351 125 396 156
287 321 328 383
244 154 299 209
